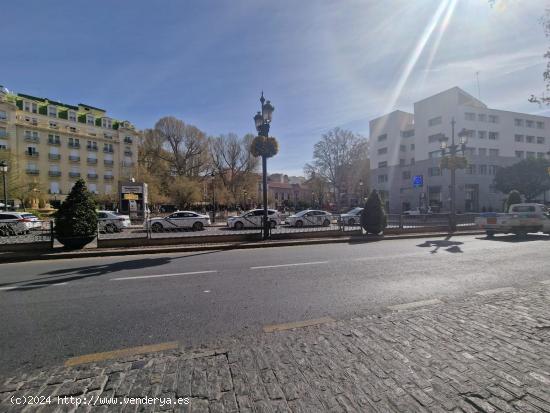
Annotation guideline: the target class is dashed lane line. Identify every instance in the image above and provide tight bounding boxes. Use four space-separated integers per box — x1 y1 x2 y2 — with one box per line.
263 317 335 333
110 270 217 281
388 298 443 311
250 261 329 270
0 282 67 291
475 287 516 296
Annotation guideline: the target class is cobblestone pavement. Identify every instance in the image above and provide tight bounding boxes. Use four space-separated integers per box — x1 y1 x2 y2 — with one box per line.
1 284 549 412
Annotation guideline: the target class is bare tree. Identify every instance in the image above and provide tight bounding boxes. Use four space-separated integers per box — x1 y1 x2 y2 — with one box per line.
308 128 369 211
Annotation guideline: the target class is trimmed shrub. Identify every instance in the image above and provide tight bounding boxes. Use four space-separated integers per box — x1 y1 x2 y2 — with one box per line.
505 190 522 212
360 190 387 234
55 179 97 239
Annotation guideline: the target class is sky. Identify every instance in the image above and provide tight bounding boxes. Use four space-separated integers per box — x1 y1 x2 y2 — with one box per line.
1 0 549 175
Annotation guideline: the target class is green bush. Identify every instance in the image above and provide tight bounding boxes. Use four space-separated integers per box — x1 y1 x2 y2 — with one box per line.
360 190 387 234
505 190 522 212
54 179 97 238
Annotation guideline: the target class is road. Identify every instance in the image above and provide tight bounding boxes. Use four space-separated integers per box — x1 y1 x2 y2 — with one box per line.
0 233 548 377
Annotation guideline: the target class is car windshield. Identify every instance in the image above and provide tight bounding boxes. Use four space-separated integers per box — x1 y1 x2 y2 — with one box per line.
21 214 37 219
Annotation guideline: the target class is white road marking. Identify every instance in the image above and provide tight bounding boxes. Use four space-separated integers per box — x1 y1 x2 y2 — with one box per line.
250 261 329 270
475 287 516 296
0 282 67 291
540 280 550 285
388 298 443 311
110 270 217 281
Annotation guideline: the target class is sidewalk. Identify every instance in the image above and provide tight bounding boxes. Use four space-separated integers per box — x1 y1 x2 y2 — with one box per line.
1 283 549 412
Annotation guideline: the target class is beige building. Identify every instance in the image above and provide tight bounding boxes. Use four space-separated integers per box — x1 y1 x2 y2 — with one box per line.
0 85 140 206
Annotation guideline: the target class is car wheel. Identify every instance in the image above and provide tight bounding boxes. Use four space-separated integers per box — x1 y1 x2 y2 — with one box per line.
269 220 277 229
348 218 355 226
105 223 116 233
234 221 244 230
192 221 204 231
295 220 303 228
152 222 163 233
323 219 330 227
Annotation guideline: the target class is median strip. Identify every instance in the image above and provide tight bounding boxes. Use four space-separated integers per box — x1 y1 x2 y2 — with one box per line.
110 270 217 281
388 298 443 311
65 341 180 367
263 317 335 333
475 287 516 296
250 261 329 270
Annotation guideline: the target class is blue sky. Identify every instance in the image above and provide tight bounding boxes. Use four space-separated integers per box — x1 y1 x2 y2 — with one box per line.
2 0 548 175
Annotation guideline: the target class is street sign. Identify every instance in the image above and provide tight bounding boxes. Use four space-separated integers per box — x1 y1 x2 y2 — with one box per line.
123 193 139 200
412 175 423 188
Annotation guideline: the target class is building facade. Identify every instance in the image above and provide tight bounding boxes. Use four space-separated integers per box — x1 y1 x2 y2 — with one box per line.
0 86 140 206
369 87 550 213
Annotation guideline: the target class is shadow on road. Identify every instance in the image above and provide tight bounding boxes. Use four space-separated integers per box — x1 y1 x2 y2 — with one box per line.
1 250 223 291
476 234 550 243
417 235 463 254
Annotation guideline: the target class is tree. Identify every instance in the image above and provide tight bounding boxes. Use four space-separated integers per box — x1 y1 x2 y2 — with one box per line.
170 176 202 209
304 167 330 208
360 190 387 234
504 190 522 212
307 128 369 211
494 158 550 201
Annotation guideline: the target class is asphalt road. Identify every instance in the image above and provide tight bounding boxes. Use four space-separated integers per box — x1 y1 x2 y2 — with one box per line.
1 233 549 377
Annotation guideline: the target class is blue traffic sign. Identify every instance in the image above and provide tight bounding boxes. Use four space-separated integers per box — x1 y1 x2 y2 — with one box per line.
412 175 423 188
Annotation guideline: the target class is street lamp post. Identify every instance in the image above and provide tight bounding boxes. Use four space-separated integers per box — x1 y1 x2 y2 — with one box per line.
0 161 7 211
253 92 275 240
359 180 364 205
440 118 469 231
210 171 216 224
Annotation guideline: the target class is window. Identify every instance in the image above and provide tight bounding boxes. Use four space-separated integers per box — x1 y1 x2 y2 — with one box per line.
101 118 112 129
429 150 441 159
537 121 545 129
464 129 475 138
68 111 76 122
526 151 535 158
410 144 415 150
401 129 414 138
377 174 388 183
526 120 534 128
377 134 387 142
488 132 499 140
537 152 546 159
488 115 499 123
105 184 112 194
0 111 7 121
86 115 95 125
88 183 97 194
478 148 487 156
465 112 475 121
464 148 475 157
410 158 415 165
23 101 31 112
50 182 60 194
488 165 499 175
515 151 524 159
478 114 486 122
428 167 441 176
479 165 487 175
514 118 523 127
428 116 442 126
526 135 535 143
537 136 545 144
378 161 387 168
466 164 476 175
429 133 445 143
478 131 487 139
402 171 411 180
377 147 387 155
31 102 38 113
400 144 406 152
399 158 406 166
489 149 499 157
515 134 524 142
48 105 57 118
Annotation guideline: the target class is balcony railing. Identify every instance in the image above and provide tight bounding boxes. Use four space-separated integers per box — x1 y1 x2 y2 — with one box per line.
24 136 39 143
87 173 98 179
103 147 114 153
68 142 80 148
87 146 98 152
69 172 81 178
124 137 133 144
104 175 114 180
26 151 39 157
48 139 61 146
48 171 62 177
48 153 61 160
104 160 114 166
26 169 40 175
124 151 133 156
87 158 98 164
69 156 80 162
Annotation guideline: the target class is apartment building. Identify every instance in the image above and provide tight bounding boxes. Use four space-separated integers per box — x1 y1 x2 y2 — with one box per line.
0 86 140 205
369 87 550 213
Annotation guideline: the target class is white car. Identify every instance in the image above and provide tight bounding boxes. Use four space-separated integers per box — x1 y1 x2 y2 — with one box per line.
286 209 334 227
0 212 37 235
145 211 210 232
227 209 281 230
339 207 364 226
97 210 131 233
403 207 432 215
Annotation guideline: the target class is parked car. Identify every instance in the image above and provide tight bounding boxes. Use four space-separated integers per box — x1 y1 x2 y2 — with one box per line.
145 211 210 232
0 212 40 235
476 203 550 238
403 207 433 215
339 207 364 226
97 210 131 233
286 209 334 227
227 209 281 229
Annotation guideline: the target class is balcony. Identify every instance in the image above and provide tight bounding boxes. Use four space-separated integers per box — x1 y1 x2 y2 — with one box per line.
48 138 61 146
69 172 81 178
124 150 133 156
26 151 39 158
48 171 62 177
48 153 61 161
69 155 80 162
87 158 98 165
86 146 98 152
0 132 9 138
68 142 80 148
104 175 114 180
103 147 114 153
26 169 40 175
87 173 98 180
24 136 40 143
104 159 114 166
124 137 133 144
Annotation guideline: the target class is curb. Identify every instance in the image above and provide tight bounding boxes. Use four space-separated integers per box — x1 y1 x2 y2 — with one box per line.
0 230 484 263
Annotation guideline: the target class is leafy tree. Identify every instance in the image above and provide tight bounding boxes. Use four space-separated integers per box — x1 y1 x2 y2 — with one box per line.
360 190 387 235
170 176 202 209
55 179 97 239
494 158 550 201
504 190 522 212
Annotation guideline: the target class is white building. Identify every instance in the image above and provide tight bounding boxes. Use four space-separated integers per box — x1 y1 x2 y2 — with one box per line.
369 87 550 213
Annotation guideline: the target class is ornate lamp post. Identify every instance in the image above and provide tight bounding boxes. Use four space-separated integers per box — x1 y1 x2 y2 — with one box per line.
359 180 364 205
252 92 277 239
440 118 469 231
210 171 217 223
0 160 7 211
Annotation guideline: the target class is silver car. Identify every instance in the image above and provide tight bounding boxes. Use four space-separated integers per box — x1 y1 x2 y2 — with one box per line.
145 211 211 232
286 209 333 227
339 207 364 226
227 209 281 229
